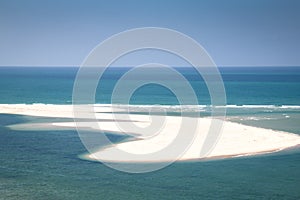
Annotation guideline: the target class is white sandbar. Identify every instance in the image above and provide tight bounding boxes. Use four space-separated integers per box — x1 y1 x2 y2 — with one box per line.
1 104 300 162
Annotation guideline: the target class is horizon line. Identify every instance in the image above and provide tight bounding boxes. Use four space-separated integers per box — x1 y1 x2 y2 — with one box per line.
0 65 300 68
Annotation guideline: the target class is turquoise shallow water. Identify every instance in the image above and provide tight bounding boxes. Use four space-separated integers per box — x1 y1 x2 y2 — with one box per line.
1 114 300 200
0 66 300 199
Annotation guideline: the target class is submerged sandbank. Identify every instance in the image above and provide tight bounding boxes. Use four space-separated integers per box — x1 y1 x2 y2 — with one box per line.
1 104 300 162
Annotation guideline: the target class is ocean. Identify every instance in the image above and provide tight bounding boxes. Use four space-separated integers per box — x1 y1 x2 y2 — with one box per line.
0 66 300 199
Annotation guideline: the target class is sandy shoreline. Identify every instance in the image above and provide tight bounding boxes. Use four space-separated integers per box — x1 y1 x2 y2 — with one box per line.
1 104 300 163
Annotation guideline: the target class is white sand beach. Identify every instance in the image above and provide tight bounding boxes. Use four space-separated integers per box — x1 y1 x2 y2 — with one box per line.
1 104 300 162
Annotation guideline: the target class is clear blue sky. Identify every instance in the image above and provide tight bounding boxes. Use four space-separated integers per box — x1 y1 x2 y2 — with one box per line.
0 0 299 66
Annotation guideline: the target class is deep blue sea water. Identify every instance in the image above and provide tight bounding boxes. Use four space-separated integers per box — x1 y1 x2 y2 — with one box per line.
0 66 300 199
1 66 300 105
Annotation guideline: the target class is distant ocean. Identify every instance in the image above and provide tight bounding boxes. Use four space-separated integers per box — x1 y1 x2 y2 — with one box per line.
1 66 300 199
